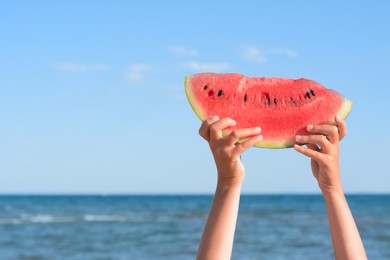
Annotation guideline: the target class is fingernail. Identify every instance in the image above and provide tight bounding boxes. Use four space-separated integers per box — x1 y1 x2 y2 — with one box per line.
336 115 341 121
307 125 313 131
254 127 261 133
295 135 302 141
255 135 263 141
293 144 302 150
212 115 219 120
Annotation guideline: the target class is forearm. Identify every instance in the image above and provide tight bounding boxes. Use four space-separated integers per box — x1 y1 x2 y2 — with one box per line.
323 190 367 260
197 181 242 260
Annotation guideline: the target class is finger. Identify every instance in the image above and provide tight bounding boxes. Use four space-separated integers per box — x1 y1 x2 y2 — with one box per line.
293 144 326 163
306 124 339 144
198 116 219 141
295 134 331 153
335 116 348 141
306 143 321 152
234 134 263 154
209 117 236 142
225 127 262 146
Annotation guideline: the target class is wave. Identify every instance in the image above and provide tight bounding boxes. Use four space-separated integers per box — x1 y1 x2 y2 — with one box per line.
0 214 131 225
83 214 128 222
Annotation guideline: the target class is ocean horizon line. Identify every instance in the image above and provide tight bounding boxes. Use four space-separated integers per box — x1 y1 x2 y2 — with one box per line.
0 192 389 196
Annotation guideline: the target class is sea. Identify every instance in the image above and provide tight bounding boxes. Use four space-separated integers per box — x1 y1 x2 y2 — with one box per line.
0 195 389 260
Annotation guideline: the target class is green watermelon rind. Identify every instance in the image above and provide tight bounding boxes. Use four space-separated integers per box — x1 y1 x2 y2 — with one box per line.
185 76 353 149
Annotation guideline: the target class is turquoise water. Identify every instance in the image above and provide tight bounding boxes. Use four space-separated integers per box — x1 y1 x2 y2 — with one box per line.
0 195 389 259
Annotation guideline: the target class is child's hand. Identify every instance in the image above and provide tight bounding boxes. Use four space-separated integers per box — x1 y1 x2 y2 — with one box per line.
293 116 348 195
199 116 263 185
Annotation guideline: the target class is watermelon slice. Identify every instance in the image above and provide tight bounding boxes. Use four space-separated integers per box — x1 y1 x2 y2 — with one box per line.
185 73 353 149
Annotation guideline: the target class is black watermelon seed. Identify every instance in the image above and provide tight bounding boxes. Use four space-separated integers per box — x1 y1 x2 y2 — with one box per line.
274 98 277 105
292 100 297 106
244 94 248 102
310 90 315 96
262 92 271 106
217 90 224 97
305 92 311 99
203 85 208 90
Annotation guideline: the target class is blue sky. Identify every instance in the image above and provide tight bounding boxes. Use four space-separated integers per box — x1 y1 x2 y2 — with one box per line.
1 1 389 194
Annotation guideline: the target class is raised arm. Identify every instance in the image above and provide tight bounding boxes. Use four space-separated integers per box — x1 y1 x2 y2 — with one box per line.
294 116 367 260
196 116 262 260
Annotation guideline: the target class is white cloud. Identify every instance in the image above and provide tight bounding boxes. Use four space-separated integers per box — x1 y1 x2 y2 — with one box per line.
53 63 107 73
164 84 181 91
241 46 267 64
168 46 199 56
184 61 232 72
269 48 298 57
164 84 185 101
240 46 298 63
171 93 185 101
124 64 150 82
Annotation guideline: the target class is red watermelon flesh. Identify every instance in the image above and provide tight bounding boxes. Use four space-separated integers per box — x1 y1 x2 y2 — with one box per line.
185 73 353 148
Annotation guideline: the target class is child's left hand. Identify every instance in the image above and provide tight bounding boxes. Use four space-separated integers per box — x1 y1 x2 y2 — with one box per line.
199 116 263 185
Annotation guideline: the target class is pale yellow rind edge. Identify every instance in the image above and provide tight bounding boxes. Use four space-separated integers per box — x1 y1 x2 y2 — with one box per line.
185 76 207 121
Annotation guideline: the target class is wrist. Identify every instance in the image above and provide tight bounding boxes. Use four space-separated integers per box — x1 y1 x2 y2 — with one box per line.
217 176 244 190
216 166 245 187
321 185 345 200
318 177 344 198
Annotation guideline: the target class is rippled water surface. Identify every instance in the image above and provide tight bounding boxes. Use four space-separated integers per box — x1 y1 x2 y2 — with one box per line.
0 195 389 259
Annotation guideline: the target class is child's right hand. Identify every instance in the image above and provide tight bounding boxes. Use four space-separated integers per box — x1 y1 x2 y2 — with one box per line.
293 116 348 195
199 116 263 186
